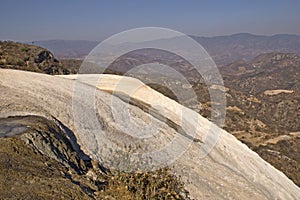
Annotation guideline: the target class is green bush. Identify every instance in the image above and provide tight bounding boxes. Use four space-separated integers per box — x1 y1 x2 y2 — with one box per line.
21 47 30 52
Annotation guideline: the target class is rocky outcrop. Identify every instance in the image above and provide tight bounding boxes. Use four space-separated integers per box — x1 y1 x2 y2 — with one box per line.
0 69 299 199
0 41 76 74
0 115 187 199
0 70 190 199
0 115 104 199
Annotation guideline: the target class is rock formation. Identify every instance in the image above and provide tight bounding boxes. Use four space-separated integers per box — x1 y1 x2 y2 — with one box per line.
1 69 299 199
0 41 76 74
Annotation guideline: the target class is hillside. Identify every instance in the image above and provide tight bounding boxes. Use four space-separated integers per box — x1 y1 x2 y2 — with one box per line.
59 50 300 186
1 41 299 198
77 50 299 186
1 69 299 199
0 41 76 75
0 115 187 199
221 52 300 93
220 53 300 133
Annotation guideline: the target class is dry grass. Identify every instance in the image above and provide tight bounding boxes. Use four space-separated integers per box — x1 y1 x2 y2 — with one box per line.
99 168 189 199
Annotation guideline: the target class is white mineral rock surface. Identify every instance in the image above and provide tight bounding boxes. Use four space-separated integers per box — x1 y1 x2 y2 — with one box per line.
1 69 299 199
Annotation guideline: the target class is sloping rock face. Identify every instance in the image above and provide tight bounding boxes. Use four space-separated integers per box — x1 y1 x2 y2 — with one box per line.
1 69 299 199
0 116 187 199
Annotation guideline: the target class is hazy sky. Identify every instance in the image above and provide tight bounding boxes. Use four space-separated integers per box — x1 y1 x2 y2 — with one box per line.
0 0 299 41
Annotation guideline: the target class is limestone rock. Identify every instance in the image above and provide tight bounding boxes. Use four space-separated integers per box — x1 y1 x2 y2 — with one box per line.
0 69 299 199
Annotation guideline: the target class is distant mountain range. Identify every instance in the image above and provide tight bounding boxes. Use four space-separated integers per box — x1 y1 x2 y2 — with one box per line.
29 33 300 65
28 40 99 60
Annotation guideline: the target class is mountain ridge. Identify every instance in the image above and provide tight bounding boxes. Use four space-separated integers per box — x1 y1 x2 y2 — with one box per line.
28 33 300 65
